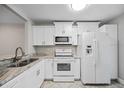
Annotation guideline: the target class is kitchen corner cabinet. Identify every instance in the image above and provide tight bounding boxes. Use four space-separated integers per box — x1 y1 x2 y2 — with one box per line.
32 26 55 46
74 58 80 80
54 22 73 36
1 61 44 88
44 59 53 80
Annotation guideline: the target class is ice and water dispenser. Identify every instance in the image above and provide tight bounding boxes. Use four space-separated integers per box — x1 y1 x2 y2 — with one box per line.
86 45 92 55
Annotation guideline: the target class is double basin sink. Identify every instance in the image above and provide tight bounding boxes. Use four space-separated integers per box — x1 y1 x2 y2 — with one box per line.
7 58 39 68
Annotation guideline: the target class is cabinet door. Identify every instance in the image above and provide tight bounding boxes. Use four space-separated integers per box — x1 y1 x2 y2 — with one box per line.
54 22 73 36
33 26 45 45
63 24 72 36
44 59 53 79
26 62 43 88
55 24 64 36
14 71 28 88
74 58 80 80
72 26 78 45
18 61 44 88
44 27 54 45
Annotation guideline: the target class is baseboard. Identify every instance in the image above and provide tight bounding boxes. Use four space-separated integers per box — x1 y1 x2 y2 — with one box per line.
118 78 124 85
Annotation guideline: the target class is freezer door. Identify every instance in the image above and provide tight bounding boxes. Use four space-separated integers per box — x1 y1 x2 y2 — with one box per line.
81 32 96 84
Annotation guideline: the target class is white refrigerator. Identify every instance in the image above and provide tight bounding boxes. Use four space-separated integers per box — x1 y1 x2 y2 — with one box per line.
81 31 111 84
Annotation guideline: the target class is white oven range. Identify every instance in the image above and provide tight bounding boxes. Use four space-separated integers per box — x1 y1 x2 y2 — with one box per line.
53 57 75 81
53 48 75 82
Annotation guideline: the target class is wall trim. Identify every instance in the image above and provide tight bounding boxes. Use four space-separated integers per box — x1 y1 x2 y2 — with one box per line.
118 78 124 85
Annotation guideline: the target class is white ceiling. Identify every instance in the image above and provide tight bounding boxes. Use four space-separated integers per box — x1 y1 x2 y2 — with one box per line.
14 4 124 23
0 5 25 24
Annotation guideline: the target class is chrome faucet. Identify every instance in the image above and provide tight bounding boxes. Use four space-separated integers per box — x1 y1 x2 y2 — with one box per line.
13 47 25 62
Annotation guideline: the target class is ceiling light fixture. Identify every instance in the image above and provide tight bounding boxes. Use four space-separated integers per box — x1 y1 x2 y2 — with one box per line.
70 4 87 11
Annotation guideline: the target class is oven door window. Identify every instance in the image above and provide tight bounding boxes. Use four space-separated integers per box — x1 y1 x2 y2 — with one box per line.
55 37 69 42
57 63 71 71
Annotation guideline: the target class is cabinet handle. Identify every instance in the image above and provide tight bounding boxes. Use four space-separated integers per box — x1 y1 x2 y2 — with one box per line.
36 69 40 76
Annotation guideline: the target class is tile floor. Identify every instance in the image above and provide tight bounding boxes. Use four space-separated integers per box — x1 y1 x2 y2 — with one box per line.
41 80 124 88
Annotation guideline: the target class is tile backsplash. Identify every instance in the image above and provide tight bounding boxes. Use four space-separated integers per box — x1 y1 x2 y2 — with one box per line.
34 46 55 56
33 45 78 57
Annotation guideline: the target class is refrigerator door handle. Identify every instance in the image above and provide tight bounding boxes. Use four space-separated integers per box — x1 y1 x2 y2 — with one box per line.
93 39 97 66
94 39 99 66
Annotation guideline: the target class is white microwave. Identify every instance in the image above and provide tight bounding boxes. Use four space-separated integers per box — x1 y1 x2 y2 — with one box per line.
55 36 72 45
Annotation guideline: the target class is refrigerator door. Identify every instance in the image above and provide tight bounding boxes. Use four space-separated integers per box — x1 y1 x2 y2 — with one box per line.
99 25 117 79
81 32 96 84
95 32 111 84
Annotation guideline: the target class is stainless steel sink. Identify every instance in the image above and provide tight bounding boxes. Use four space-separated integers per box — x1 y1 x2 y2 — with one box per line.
7 58 39 67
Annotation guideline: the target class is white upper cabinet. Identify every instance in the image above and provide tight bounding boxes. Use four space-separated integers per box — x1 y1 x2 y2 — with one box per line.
32 26 55 46
33 26 45 45
72 26 78 45
45 26 55 45
32 22 79 46
77 22 100 35
54 22 73 36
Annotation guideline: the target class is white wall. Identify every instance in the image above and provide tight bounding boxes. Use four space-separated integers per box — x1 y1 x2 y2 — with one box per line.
107 13 124 80
0 23 25 57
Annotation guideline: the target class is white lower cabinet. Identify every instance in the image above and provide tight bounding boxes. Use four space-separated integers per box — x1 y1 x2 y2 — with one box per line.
44 59 53 80
74 58 80 80
25 61 44 88
1 61 44 88
1 70 28 88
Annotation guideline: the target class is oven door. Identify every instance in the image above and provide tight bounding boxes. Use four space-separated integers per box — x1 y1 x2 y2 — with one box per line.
53 59 74 76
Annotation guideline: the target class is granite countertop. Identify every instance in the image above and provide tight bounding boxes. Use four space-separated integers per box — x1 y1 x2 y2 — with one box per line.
0 55 14 61
33 55 54 59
